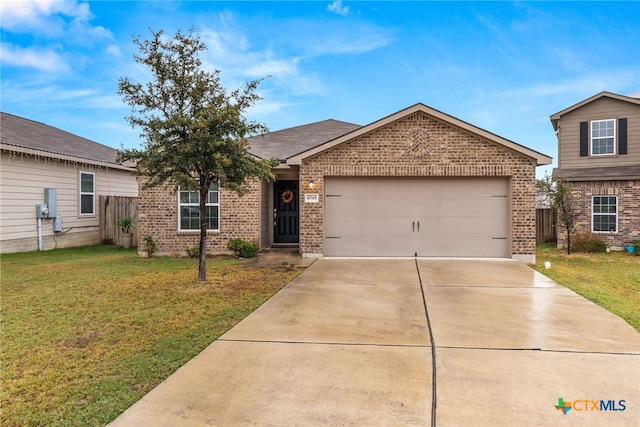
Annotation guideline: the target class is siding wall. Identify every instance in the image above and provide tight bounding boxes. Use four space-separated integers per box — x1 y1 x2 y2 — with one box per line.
0 150 137 253
557 97 640 168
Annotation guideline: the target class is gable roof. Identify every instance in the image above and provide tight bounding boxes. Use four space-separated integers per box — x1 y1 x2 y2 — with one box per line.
550 91 640 130
247 119 361 161
0 112 134 170
287 103 552 166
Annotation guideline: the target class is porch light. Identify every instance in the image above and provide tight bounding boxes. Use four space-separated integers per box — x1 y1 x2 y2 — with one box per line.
309 179 315 189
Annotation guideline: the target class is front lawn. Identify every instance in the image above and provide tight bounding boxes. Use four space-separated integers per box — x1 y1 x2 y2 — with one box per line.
1 246 300 427
532 244 640 332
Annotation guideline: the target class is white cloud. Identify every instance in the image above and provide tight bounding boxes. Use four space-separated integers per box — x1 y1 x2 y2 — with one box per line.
0 43 68 72
328 0 349 16
106 44 121 57
244 58 300 78
496 71 640 99
0 0 111 42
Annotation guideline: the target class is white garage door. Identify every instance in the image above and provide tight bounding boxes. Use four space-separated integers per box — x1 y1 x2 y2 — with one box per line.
324 177 510 257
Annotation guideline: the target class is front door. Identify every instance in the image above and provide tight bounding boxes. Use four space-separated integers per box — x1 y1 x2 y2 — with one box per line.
274 180 299 243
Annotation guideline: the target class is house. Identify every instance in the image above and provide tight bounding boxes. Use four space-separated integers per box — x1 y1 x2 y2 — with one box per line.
138 103 551 263
551 91 640 250
0 112 138 253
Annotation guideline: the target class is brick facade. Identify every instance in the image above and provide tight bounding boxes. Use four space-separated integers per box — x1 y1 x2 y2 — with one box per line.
557 180 640 250
139 110 543 261
137 177 261 256
299 112 538 260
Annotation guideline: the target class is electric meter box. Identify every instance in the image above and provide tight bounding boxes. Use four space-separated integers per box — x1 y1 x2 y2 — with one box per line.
36 204 49 219
44 188 57 218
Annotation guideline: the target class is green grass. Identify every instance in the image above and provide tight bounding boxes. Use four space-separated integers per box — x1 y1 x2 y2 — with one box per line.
1 246 300 427
532 244 640 332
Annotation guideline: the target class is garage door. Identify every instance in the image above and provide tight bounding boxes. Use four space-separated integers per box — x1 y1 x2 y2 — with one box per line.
324 177 509 257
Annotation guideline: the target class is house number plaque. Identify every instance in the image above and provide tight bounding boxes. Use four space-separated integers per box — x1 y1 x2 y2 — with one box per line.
304 194 320 203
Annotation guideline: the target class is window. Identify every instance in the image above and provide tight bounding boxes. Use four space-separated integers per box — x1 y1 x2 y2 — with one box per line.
591 119 615 155
178 185 219 231
80 172 95 215
592 196 617 233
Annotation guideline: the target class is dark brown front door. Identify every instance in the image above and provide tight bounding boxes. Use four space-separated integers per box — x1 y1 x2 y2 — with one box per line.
274 181 299 243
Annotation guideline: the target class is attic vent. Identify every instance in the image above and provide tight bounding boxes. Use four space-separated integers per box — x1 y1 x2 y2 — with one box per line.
403 127 431 157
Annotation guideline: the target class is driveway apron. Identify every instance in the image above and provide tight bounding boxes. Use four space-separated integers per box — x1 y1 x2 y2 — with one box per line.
110 259 639 426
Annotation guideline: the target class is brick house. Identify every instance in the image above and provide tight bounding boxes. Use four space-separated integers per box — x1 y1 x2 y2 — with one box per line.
551 92 640 250
138 103 551 262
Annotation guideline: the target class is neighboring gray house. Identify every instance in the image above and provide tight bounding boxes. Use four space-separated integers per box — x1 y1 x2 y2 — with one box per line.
138 103 552 262
551 91 640 249
0 112 138 253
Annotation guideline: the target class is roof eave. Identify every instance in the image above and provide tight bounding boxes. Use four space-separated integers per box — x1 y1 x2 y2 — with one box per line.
1 143 137 172
550 91 640 120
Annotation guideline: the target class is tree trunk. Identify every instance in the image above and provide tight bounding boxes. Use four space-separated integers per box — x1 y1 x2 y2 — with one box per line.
566 225 571 255
198 186 208 282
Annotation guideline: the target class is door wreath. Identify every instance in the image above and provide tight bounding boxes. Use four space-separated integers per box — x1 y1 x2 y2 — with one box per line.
281 190 294 204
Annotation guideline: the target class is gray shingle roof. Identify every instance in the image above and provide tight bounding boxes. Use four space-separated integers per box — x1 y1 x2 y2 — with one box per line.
1 112 122 165
247 119 361 161
553 165 640 181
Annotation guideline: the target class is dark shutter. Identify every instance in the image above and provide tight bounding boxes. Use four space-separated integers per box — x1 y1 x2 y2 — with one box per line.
579 121 588 157
618 118 627 155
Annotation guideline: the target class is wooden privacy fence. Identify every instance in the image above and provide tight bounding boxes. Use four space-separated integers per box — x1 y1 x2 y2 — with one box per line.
536 208 557 243
99 195 138 246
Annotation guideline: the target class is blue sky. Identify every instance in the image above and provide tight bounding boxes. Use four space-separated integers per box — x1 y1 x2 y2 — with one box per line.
2 1 639 178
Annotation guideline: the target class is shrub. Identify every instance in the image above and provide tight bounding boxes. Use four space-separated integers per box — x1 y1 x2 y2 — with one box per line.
227 238 259 258
634 241 640 256
185 246 200 258
142 235 157 257
571 233 607 253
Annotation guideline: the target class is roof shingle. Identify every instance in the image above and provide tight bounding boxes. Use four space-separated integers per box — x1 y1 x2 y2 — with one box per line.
1 112 123 165
247 119 361 161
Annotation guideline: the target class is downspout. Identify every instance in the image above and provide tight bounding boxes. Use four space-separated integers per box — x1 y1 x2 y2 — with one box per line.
37 217 43 250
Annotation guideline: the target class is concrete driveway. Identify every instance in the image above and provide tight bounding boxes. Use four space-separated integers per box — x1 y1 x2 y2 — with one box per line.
110 259 639 426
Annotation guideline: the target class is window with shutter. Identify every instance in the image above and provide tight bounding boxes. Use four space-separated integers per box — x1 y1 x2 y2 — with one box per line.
618 118 627 155
590 119 616 155
579 121 588 157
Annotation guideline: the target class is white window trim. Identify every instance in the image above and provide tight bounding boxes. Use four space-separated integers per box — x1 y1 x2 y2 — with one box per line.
177 186 220 232
591 195 618 233
79 171 95 216
590 119 616 156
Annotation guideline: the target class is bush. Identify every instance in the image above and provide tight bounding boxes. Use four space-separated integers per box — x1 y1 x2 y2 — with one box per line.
185 246 200 258
142 235 156 257
571 233 607 253
227 238 259 258
634 241 640 256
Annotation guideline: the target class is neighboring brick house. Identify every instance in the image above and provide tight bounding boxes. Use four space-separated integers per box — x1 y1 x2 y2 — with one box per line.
139 103 551 262
551 92 640 250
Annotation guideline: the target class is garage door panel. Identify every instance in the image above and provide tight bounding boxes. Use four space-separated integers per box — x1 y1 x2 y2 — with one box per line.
416 236 507 257
326 217 414 237
427 198 507 216
324 177 509 258
326 198 416 217
421 217 506 237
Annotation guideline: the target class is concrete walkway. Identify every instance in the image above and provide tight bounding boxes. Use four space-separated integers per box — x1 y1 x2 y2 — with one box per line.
109 259 639 426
